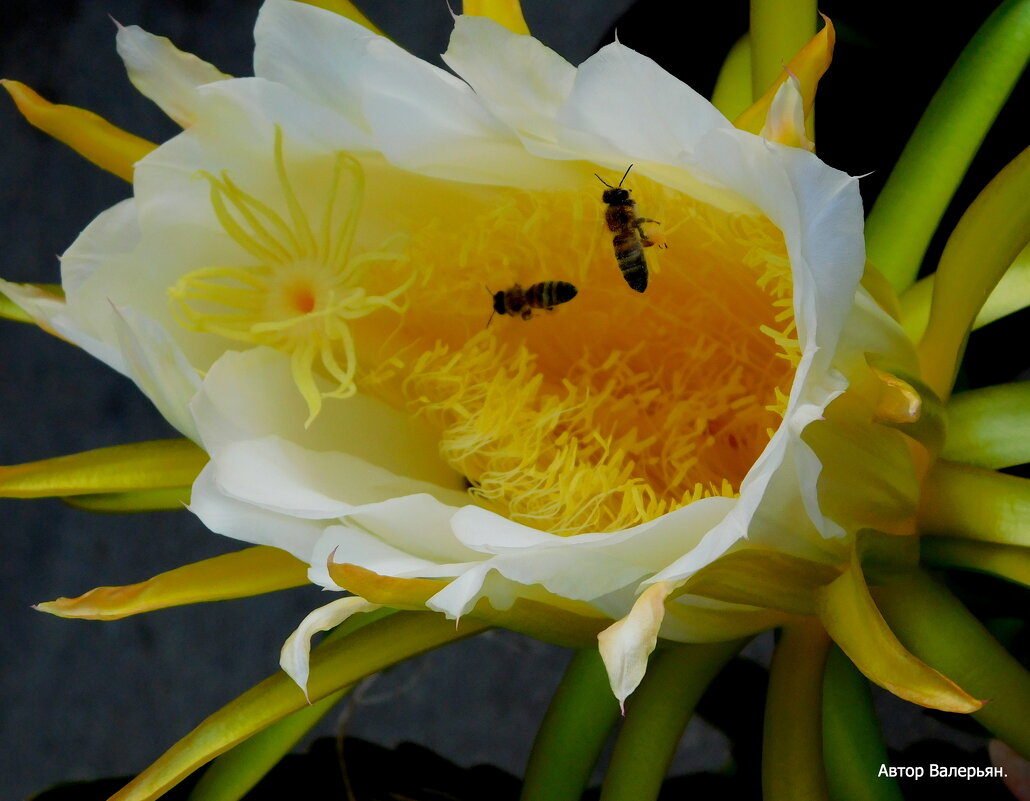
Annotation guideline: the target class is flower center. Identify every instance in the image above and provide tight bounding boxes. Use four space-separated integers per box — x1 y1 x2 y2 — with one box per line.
357 173 798 535
167 127 411 424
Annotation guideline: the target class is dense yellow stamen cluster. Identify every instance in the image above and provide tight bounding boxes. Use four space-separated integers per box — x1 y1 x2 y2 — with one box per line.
168 127 411 423
363 177 798 535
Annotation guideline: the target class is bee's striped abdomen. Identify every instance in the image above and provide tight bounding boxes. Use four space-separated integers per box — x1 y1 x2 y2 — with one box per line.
612 232 649 293
491 280 579 324
526 280 578 309
598 166 659 294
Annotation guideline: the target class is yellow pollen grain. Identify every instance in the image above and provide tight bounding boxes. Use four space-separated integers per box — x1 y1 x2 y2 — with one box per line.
353 175 799 535
167 127 412 424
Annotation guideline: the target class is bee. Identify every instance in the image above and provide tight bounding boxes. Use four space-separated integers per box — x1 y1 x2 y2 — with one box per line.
596 164 666 293
486 281 579 326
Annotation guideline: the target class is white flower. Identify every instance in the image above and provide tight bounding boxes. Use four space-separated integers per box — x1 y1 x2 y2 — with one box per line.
4 0 916 703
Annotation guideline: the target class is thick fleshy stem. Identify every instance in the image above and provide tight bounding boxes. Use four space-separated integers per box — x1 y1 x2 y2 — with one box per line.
748 0 817 99
520 649 622 801
875 569 1030 758
762 619 830 801
822 645 903 801
712 34 753 120
599 639 746 801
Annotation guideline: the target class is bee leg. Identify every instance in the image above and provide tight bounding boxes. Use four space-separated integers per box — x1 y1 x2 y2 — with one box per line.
521 307 533 321
636 218 668 249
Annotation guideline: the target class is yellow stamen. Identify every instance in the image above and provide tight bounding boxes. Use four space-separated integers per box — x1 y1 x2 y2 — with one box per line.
168 127 411 424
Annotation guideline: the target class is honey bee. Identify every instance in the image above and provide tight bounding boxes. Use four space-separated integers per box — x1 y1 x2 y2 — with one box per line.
597 164 666 293
486 281 579 326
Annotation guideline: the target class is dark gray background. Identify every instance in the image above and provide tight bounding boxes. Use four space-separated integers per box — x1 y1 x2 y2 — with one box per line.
0 2 1006 799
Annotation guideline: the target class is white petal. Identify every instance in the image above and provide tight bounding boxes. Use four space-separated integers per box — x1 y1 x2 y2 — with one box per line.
597 582 673 710
109 304 202 441
556 41 732 164
280 595 381 697
315 523 465 583
189 463 328 562
208 437 465 517
116 23 231 127
256 0 578 188
191 348 463 492
61 199 140 298
450 498 735 602
443 15 576 143
254 0 378 130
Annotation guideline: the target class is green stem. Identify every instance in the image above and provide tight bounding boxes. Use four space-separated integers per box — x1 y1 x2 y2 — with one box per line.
599 639 745 801
876 569 1030 758
520 649 621 801
763 620 830 801
823 645 903 801
942 381 1030 469
865 0 1030 293
920 460 1030 546
186 609 395 801
712 34 753 120
749 0 817 100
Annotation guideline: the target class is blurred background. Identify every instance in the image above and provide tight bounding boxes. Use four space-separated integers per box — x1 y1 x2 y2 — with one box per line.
1 1 1025 798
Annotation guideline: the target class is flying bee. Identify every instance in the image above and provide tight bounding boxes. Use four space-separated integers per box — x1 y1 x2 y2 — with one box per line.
486 281 579 326
596 164 667 293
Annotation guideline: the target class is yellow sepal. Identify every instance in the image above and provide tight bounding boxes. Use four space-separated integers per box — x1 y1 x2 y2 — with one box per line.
2 79 156 182
329 562 607 647
61 487 191 513
36 546 309 621
0 439 207 498
462 0 530 35
816 556 982 712
671 547 840 615
734 16 835 137
292 0 384 35
107 611 486 801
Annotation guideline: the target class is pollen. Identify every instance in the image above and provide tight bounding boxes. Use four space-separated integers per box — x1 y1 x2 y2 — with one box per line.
168 126 411 424
356 175 798 535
